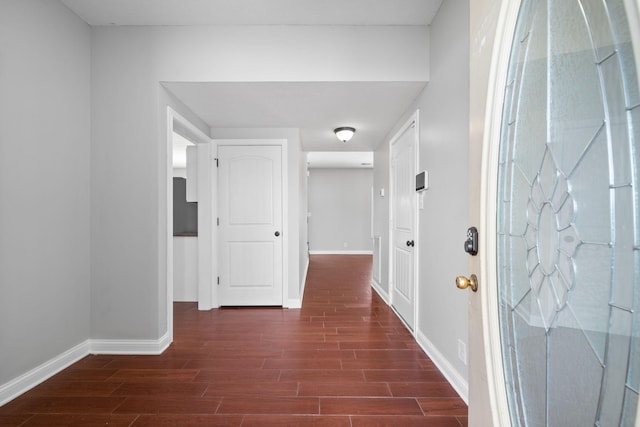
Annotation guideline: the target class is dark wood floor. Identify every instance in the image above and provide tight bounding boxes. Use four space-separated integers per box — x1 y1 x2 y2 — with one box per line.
0 255 467 426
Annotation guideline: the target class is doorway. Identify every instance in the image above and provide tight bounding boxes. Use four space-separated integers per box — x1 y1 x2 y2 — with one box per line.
306 153 374 256
166 107 213 337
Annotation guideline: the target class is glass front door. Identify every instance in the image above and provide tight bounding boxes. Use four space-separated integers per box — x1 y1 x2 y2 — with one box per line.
496 0 640 425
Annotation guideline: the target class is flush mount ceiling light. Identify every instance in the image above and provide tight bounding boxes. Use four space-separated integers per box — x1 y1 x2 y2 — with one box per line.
334 127 356 143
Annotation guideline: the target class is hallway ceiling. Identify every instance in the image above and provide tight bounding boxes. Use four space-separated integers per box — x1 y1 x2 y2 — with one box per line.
61 0 442 26
163 82 426 152
62 0 439 157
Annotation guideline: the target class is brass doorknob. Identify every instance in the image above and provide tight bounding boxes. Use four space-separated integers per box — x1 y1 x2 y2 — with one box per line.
456 274 478 292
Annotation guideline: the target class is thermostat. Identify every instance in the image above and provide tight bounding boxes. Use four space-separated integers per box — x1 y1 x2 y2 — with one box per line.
416 171 428 192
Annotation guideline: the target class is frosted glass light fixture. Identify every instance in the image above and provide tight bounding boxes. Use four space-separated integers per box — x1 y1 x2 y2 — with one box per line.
334 127 355 143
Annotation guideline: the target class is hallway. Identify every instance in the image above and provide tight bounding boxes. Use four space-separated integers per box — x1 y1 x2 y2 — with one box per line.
0 255 467 426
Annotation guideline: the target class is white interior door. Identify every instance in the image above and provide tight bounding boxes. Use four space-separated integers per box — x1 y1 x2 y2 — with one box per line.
390 118 417 330
470 0 640 425
218 145 283 306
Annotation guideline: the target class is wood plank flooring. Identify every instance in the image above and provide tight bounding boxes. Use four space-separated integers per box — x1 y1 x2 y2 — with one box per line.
0 254 468 426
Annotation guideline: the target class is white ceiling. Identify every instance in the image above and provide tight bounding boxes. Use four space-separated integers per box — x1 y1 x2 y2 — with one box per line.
61 0 442 26
163 82 426 152
62 0 439 165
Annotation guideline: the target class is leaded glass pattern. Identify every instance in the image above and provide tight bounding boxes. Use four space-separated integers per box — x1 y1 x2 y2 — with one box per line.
496 0 640 425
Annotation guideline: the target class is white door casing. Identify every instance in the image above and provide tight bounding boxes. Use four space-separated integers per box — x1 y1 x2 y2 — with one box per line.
389 113 419 330
218 144 284 306
474 1 520 425
166 107 214 336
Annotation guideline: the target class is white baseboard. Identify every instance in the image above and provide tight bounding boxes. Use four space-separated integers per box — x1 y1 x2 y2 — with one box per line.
309 250 373 255
286 298 302 308
287 256 309 309
416 329 469 404
371 279 390 304
371 284 469 404
0 332 173 406
89 331 171 355
0 340 90 406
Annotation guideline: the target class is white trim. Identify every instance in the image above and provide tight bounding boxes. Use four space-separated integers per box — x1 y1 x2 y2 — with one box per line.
309 250 373 255
89 332 172 355
479 1 524 426
196 142 215 310
214 139 289 308
0 341 90 406
371 279 390 304
0 334 173 406
291 255 310 308
287 299 302 309
165 108 175 342
416 329 469 404
625 0 640 96
623 2 640 426
166 107 213 337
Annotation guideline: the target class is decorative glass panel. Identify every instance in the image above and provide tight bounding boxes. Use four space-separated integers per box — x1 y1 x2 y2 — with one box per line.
497 0 640 425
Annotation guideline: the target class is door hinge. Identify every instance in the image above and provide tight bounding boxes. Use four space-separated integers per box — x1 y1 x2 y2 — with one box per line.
217 276 220 285
217 217 220 226
215 158 219 167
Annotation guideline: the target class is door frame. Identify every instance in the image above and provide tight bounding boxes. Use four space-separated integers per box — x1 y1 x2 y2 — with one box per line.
165 122 291 316
478 0 519 424
388 110 420 332
165 107 213 339
214 139 289 308
478 0 640 425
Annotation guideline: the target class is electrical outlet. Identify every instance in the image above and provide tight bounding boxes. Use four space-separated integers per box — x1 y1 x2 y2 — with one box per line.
343 242 348 248
458 339 467 365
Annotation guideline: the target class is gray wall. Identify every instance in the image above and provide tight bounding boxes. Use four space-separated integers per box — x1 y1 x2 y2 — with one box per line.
0 1 435 394
415 0 469 387
373 0 470 391
90 24 429 340
0 0 91 384
91 28 162 339
308 168 373 252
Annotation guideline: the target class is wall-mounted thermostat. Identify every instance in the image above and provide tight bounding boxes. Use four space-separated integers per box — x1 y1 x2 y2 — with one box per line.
416 171 428 192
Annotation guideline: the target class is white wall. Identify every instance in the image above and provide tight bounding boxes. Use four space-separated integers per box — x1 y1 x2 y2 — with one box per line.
373 0 470 397
308 168 373 253
90 24 429 340
173 237 198 301
154 25 429 82
0 0 91 385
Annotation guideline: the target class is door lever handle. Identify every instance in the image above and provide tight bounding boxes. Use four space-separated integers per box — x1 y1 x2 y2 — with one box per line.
406 240 414 247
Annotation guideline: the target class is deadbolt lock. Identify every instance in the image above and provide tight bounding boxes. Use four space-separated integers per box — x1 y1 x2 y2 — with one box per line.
464 227 478 256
